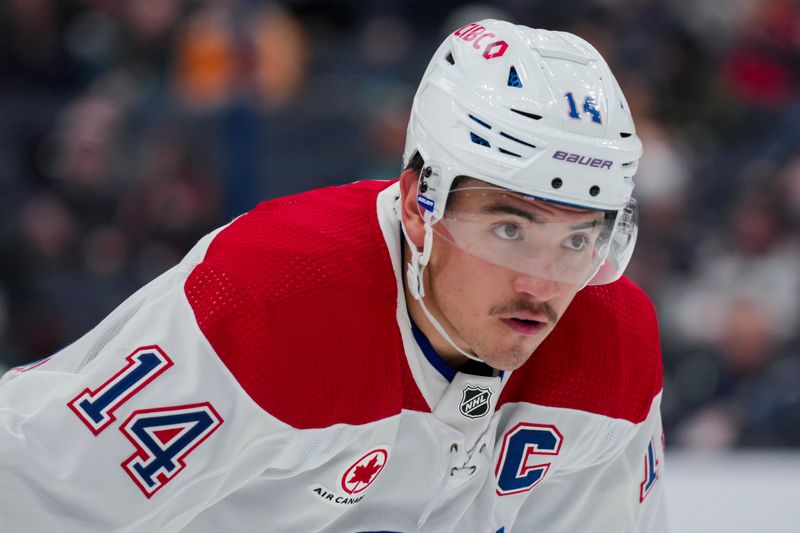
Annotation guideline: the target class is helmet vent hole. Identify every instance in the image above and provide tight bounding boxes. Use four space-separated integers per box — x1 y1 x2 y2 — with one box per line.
469 114 492 129
499 148 522 157
510 108 542 121
551 178 563 189
508 66 523 88
470 132 491 147
621 161 635 168
620 132 632 138
445 52 455 65
590 185 601 196
499 131 536 149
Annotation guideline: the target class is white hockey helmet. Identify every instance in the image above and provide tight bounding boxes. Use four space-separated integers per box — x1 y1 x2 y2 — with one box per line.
403 19 642 286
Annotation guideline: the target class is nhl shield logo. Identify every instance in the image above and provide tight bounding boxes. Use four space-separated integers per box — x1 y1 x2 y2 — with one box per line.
459 385 493 419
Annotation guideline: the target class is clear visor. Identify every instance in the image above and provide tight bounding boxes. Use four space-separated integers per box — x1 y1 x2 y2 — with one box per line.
424 185 623 286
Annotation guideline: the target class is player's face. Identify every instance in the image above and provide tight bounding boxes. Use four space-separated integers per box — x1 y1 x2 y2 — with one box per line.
404 175 605 371
426 207 600 371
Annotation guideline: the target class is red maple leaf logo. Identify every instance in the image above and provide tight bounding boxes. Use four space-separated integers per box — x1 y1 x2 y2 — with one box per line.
341 448 388 495
348 456 381 486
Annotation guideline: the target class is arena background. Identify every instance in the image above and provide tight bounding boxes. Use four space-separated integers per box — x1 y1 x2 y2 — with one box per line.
1 1 798 530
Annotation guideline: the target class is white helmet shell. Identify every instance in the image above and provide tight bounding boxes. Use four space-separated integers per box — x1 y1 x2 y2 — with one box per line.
403 19 642 218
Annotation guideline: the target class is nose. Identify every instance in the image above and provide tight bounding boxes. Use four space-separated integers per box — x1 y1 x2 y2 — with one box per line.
513 273 563 301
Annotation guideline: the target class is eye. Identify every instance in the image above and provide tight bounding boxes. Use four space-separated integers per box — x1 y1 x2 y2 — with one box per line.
492 223 521 240
563 233 589 251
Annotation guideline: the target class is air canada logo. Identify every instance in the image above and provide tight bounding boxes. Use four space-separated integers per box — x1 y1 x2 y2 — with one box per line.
341 447 389 495
460 385 493 419
309 446 390 507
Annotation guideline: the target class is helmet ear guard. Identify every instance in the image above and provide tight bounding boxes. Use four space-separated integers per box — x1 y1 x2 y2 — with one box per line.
415 163 446 223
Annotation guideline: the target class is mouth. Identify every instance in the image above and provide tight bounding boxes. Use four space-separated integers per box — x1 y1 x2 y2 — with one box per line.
500 317 548 336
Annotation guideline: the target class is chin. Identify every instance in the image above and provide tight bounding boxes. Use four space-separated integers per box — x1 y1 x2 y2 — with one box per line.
463 328 545 371
482 347 535 372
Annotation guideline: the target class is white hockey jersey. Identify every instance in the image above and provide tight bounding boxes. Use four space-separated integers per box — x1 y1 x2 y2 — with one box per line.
0 180 666 532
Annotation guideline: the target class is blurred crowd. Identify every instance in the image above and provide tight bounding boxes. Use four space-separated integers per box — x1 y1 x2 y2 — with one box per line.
1 0 799 449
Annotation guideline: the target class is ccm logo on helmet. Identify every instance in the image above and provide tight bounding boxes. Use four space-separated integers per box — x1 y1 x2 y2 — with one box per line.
454 23 509 60
553 150 613 170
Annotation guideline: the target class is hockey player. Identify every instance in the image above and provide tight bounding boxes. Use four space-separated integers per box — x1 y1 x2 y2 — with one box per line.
0 19 666 532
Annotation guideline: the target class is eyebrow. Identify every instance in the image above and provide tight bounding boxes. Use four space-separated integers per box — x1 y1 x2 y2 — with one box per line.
482 203 603 230
568 221 603 231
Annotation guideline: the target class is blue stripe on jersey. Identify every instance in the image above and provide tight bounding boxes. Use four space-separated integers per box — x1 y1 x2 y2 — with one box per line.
410 319 456 382
409 320 506 381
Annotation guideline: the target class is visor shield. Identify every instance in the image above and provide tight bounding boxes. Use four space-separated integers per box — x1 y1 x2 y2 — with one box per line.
586 197 638 285
427 187 620 286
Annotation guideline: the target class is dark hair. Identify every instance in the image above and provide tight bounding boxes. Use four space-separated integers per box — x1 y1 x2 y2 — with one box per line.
405 152 469 191
404 151 425 173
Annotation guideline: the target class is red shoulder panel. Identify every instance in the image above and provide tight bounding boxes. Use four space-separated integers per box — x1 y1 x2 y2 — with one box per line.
498 277 663 424
185 181 429 429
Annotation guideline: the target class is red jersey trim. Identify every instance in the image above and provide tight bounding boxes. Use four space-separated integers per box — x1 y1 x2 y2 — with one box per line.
185 181 429 429
498 277 663 424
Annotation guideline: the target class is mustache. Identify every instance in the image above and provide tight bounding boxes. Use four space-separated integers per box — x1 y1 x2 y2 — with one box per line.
490 299 559 324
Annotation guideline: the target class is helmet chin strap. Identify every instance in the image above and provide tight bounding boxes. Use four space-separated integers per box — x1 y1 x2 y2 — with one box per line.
400 218 485 363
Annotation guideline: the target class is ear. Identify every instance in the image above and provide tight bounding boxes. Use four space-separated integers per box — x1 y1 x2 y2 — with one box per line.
399 168 426 249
